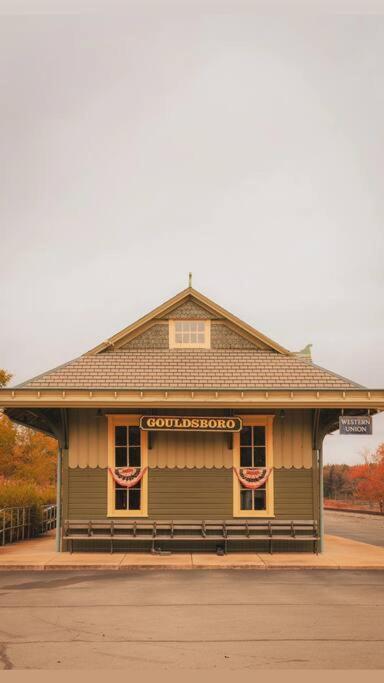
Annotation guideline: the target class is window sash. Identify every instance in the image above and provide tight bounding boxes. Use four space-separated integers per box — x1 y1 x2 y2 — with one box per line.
240 486 267 511
170 320 210 348
240 426 266 468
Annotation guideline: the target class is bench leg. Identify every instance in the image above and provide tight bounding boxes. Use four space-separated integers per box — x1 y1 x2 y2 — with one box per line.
110 539 113 554
224 538 228 554
70 539 73 554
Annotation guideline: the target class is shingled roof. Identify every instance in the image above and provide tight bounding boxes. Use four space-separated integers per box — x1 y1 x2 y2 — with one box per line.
14 287 362 392
18 349 361 391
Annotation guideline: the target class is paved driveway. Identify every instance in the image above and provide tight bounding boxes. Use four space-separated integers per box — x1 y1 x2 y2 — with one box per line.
0 569 383 669
325 510 384 548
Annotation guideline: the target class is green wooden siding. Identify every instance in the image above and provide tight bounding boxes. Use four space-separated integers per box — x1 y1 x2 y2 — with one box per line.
148 469 233 519
67 467 107 519
67 467 314 520
274 468 314 520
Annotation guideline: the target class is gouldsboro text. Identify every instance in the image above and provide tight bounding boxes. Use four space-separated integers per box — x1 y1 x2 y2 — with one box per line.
140 416 242 432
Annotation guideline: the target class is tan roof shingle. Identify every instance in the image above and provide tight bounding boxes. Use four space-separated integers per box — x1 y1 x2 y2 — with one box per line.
19 349 361 390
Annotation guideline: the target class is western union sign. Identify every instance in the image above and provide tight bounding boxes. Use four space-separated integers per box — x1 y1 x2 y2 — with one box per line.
339 415 372 435
140 416 243 432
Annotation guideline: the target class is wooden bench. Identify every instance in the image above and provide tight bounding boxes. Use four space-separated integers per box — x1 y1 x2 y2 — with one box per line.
64 519 319 554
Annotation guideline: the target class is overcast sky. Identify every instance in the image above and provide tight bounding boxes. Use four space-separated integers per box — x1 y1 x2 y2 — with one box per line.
1 0 383 464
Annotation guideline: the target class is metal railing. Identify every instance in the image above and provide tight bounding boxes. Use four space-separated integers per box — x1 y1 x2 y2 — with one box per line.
0 504 57 546
41 504 57 533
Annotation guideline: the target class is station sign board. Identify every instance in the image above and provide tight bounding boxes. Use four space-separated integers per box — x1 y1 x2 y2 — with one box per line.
339 415 372 435
140 416 243 432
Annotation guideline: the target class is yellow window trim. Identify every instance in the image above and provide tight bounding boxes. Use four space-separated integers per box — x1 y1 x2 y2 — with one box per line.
107 415 148 518
169 319 211 349
233 415 275 518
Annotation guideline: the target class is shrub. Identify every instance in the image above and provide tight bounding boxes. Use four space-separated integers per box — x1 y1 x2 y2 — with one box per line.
0 478 55 536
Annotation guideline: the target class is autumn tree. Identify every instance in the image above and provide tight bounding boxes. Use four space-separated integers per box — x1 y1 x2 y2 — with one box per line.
323 464 354 500
0 369 12 388
348 444 384 513
0 368 57 486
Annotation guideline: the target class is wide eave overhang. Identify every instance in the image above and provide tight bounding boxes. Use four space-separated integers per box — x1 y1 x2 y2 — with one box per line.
0 387 383 409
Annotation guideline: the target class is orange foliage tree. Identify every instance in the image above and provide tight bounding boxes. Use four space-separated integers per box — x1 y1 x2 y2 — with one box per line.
348 444 384 513
0 369 57 487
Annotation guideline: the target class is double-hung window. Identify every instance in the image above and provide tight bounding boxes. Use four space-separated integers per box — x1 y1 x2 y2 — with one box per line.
233 416 274 517
107 416 148 517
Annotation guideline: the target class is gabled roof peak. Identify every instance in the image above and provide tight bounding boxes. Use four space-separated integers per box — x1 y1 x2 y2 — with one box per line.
85 286 290 356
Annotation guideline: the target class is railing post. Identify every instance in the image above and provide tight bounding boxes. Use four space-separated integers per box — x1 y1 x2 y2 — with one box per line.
56 446 63 552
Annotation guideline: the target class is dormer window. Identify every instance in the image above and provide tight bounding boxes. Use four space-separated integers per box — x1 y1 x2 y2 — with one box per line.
169 320 211 348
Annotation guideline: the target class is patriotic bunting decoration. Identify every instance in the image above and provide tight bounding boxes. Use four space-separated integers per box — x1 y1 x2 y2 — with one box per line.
109 466 147 488
234 467 271 489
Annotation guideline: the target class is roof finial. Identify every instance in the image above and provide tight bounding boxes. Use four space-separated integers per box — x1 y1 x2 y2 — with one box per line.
188 272 193 288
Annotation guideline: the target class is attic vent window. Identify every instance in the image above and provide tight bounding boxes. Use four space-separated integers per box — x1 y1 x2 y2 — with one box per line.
169 320 210 348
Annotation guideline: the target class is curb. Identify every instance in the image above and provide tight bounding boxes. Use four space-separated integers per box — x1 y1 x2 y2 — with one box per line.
1 563 384 571
325 507 384 516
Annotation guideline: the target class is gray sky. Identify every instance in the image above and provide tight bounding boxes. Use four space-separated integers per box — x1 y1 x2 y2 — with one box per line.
1 1 384 464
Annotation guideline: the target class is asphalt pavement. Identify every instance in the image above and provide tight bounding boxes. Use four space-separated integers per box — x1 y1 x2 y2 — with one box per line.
325 510 384 548
0 568 383 669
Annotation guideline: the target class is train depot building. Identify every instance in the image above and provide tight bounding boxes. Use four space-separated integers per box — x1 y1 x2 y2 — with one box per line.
1 286 383 553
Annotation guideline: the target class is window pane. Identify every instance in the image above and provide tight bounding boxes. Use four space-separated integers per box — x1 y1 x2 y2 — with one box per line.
129 488 141 510
240 427 252 446
240 489 252 510
129 446 141 467
172 320 207 345
115 488 127 510
240 447 252 467
253 447 266 467
129 427 140 446
115 426 127 446
253 489 266 510
115 447 127 467
253 427 265 446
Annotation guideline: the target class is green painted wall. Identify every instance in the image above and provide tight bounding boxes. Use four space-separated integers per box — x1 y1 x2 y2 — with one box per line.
66 467 314 520
274 468 314 519
148 469 232 519
67 467 107 519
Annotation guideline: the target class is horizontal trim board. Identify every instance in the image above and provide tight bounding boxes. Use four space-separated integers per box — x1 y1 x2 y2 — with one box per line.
1 389 382 410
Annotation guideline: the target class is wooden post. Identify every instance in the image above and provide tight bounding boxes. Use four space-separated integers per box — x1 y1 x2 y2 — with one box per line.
55 446 62 552
318 445 324 553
